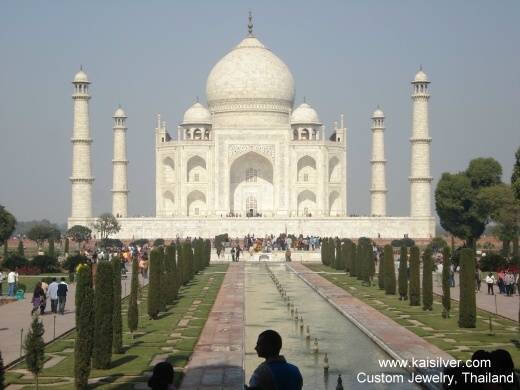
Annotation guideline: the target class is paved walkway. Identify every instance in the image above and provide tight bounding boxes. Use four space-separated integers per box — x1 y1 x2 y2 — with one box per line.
181 262 245 390
0 274 135 368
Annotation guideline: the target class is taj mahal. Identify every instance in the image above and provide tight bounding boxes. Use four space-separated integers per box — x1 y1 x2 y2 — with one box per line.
68 16 435 239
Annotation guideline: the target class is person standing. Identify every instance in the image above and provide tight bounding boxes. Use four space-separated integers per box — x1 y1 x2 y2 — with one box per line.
47 277 59 314
142 251 149 279
31 282 46 316
235 245 241 262
505 270 515 297
449 263 455 287
57 277 68 315
7 269 18 296
475 266 483 293
0 271 6 295
436 261 444 287
231 247 236 262
486 273 495 295
40 277 49 314
247 330 303 390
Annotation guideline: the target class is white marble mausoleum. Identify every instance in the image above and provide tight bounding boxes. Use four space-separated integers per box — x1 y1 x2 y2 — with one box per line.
68 16 435 240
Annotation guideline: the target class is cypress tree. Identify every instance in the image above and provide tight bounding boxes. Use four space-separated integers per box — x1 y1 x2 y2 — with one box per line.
422 248 434 310
356 242 363 280
409 246 421 306
384 244 396 295
64 237 69 255
188 241 195 281
158 247 167 312
398 246 408 300
362 243 372 286
111 257 123 354
335 239 342 270
148 248 162 319
349 240 357 277
458 248 476 328
321 239 326 265
165 244 177 304
378 245 386 290
74 266 94 389
369 246 376 279
180 242 191 284
194 238 203 274
0 350 5 390
127 256 139 338
342 239 349 272
17 239 24 257
329 238 336 269
92 261 114 369
442 246 451 317
204 239 211 267
48 238 55 258
24 316 45 389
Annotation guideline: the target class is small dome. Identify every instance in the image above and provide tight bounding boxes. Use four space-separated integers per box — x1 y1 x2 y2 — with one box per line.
73 70 89 83
291 102 320 124
114 107 126 117
414 69 429 82
372 108 384 118
183 102 212 124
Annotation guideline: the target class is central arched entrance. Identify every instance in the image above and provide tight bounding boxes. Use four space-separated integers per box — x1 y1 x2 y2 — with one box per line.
229 151 274 216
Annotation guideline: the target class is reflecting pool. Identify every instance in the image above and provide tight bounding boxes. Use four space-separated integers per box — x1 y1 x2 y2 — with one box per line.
244 263 420 389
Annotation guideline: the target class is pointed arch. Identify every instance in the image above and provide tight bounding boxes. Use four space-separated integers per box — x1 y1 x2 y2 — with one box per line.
187 155 206 182
162 156 175 183
163 190 175 214
329 190 340 216
328 156 341 182
297 189 317 216
297 155 317 182
187 190 206 216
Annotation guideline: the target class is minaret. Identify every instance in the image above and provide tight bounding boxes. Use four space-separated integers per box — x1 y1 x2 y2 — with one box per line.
112 107 129 218
370 107 387 217
70 69 94 219
409 68 433 217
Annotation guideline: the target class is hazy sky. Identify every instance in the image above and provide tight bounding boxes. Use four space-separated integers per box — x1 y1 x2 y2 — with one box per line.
1 1 519 224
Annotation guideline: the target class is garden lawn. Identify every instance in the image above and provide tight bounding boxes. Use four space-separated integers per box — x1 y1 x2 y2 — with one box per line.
306 264 520 366
5 263 228 389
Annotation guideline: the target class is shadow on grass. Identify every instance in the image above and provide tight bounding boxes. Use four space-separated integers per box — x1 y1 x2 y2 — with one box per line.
110 355 139 368
511 339 520 349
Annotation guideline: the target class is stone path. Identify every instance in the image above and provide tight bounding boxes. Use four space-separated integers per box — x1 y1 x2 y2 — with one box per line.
181 262 245 389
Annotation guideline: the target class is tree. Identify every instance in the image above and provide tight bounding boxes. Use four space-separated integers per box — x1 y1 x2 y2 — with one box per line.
0 349 5 390
0 204 16 246
442 246 451 317
458 248 476 328
384 245 396 295
378 245 386 290
356 242 363 281
409 246 421 306
93 213 121 239
24 316 45 389
48 238 55 258
436 158 503 248
26 225 60 249
66 225 92 248
92 261 114 369
64 237 69 254
426 237 448 252
127 256 139 338
148 248 163 319
111 257 123 354
422 248 433 310
17 240 24 256
361 243 372 286
165 245 178 304
349 240 357 277
398 246 408 300
74 266 94 389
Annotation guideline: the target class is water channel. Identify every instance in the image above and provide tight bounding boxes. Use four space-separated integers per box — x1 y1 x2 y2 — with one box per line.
244 263 420 389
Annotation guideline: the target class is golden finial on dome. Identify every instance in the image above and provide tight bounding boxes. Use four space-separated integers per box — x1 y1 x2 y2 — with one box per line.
248 10 253 36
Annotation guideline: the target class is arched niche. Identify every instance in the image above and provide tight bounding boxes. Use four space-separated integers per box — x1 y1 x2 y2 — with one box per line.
162 156 175 183
329 190 340 216
229 151 274 214
297 155 317 182
328 156 341 182
187 190 206 216
297 189 317 216
163 190 175 214
187 155 206 182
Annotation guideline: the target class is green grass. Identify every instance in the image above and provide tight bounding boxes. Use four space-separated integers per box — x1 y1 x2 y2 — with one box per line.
6 263 228 389
306 264 520 366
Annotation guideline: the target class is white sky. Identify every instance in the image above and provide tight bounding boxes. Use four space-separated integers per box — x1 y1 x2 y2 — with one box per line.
1 1 519 224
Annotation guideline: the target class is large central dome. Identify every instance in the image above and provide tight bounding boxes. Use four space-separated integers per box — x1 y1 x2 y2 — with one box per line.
206 35 295 113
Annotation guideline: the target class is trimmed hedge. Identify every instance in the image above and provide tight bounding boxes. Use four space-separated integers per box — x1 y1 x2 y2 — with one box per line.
422 248 433 310
409 246 421 306
92 261 114 369
384 244 396 295
398 246 408 300
458 248 476 328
